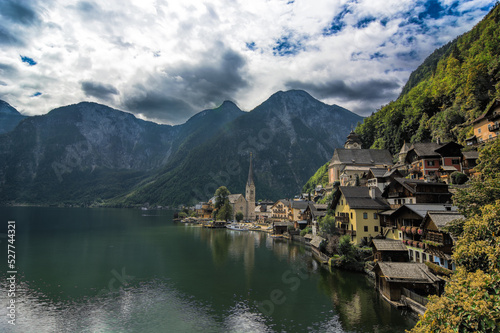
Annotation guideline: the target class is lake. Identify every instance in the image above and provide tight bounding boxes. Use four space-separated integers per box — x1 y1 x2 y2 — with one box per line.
0 207 415 332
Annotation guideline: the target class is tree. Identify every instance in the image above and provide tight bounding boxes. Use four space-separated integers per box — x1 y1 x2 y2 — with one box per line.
450 171 468 185
213 186 233 221
411 139 500 333
235 211 244 222
319 214 336 234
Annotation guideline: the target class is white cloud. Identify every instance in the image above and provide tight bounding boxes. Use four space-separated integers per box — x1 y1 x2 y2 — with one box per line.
0 0 496 123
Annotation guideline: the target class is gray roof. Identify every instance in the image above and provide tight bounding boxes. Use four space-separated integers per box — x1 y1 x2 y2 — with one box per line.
408 142 442 158
339 186 390 210
274 221 293 227
228 194 245 204
372 239 408 252
290 200 312 210
369 167 388 178
426 211 465 229
310 235 325 248
313 204 328 210
462 150 479 159
376 262 440 283
331 148 393 166
397 204 458 219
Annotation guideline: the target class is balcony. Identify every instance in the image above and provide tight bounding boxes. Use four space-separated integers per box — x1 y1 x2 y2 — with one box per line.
488 123 500 132
338 228 356 236
335 215 349 224
387 192 404 198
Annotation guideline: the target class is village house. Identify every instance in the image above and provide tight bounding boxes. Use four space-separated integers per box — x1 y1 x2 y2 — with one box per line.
195 202 213 219
288 200 312 223
461 150 479 177
366 167 403 192
370 239 409 262
270 199 291 221
255 203 273 223
328 131 393 186
382 178 452 209
465 99 500 146
405 141 463 181
373 262 440 309
331 186 390 245
379 203 458 264
421 211 465 271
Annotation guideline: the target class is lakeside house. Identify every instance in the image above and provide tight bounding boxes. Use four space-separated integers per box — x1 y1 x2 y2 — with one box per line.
370 239 409 262
421 211 465 271
331 186 390 245
373 262 440 309
382 178 452 209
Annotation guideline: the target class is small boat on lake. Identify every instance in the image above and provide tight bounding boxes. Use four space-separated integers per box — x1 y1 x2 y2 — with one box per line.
226 223 249 231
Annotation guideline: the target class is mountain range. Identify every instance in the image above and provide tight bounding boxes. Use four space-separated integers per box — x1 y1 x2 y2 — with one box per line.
0 90 361 206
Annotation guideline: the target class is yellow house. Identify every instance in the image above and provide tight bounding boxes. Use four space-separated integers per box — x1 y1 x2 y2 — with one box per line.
466 99 500 146
331 186 390 245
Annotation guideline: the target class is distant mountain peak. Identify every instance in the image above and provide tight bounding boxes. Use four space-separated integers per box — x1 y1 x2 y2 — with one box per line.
0 100 22 115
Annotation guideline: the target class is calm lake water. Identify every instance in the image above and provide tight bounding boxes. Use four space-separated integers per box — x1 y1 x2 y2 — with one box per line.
0 207 415 332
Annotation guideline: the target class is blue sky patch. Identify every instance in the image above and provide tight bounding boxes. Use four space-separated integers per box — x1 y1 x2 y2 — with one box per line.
31 92 42 97
20 55 36 66
356 16 377 29
323 6 350 36
246 42 257 51
273 36 303 56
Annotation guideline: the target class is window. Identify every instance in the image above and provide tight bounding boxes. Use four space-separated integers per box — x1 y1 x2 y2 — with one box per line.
429 171 435 176
416 251 420 261
427 160 435 166
364 226 368 232
452 159 460 164
363 212 368 219
373 213 378 219
350 212 353 219
478 128 482 134
423 253 427 262
374 226 379 232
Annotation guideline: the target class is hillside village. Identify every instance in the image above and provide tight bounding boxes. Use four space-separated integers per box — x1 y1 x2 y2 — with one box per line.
186 98 500 314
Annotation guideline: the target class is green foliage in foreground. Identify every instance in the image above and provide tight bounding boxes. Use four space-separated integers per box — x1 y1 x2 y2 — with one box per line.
410 140 500 333
356 4 500 154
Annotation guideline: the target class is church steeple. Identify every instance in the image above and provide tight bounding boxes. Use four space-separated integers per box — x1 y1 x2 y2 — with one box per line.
247 152 254 186
245 152 256 220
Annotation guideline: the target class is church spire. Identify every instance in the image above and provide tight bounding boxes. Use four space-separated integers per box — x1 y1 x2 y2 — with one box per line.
247 152 254 186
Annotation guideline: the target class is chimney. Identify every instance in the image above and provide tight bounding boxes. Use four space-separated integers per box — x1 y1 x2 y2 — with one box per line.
436 137 441 145
369 187 376 200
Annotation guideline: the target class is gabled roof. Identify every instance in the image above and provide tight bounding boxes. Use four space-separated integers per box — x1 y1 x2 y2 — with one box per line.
272 199 291 208
290 200 312 210
368 167 388 178
393 204 458 219
371 239 408 252
228 194 245 204
383 178 449 196
473 99 500 123
407 142 442 158
375 262 440 283
330 148 393 166
425 211 465 230
334 186 390 210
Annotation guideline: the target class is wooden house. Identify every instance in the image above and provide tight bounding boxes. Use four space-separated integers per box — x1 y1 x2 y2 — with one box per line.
461 150 479 177
331 186 389 245
422 211 465 271
273 221 293 235
373 262 440 303
382 178 452 209
371 239 409 262
366 168 403 192
379 203 457 264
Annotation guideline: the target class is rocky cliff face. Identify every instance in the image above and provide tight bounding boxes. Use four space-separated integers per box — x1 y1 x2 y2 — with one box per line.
0 91 361 205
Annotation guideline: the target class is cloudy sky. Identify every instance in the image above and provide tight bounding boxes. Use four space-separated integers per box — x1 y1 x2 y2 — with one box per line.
0 0 496 124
